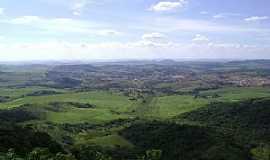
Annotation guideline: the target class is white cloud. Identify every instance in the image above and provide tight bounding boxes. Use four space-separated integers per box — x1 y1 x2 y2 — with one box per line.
4 16 93 32
1 16 121 36
192 34 209 43
71 0 87 16
1 41 269 61
140 17 270 33
142 33 167 41
200 11 208 15
213 14 225 19
245 16 269 22
150 0 187 12
97 29 122 36
71 0 102 16
40 0 100 16
72 11 81 16
0 8 4 15
135 33 169 47
9 16 41 24
213 13 240 19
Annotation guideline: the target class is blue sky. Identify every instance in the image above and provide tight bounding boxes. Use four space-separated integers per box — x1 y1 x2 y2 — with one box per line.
0 0 270 61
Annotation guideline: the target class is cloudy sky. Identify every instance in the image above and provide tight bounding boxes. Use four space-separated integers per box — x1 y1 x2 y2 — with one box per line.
0 0 270 61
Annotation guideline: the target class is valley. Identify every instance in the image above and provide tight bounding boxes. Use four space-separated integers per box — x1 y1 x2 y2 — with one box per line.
0 60 270 160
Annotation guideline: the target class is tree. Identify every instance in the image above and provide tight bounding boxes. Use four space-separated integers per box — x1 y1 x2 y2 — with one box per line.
250 144 270 160
94 152 112 160
146 150 162 160
139 150 162 160
27 148 52 160
5 149 16 160
54 153 76 160
74 145 112 160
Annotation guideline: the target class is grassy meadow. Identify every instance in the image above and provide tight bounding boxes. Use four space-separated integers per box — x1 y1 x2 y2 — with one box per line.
1 84 270 159
1 86 270 122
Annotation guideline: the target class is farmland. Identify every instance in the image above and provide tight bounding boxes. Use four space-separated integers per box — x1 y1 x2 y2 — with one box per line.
0 60 270 160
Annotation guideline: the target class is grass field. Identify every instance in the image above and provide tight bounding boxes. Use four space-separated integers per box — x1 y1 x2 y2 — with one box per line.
1 87 270 124
0 86 66 98
0 89 139 124
2 60 270 160
45 108 130 124
0 90 136 110
135 95 208 119
133 87 270 119
1 85 270 158
200 87 270 102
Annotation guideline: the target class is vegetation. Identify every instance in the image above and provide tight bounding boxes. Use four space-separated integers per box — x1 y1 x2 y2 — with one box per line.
0 60 270 160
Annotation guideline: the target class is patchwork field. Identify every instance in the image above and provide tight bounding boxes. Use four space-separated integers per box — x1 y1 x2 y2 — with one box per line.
1 87 270 123
1 61 270 160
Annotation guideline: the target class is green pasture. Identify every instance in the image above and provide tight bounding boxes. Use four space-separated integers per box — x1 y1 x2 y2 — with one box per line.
0 86 66 98
201 87 270 102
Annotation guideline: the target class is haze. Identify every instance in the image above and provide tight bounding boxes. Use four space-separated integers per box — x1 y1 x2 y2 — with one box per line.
0 0 270 61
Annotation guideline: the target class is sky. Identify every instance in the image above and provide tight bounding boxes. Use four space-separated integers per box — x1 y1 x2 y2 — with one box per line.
0 0 270 61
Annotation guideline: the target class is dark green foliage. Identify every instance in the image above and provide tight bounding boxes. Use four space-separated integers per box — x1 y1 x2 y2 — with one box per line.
25 90 61 97
27 148 53 160
72 145 113 160
1 148 77 160
48 76 82 88
250 144 270 160
178 98 270 143
48 102 95 110
0 122 63 155
1 61 270 160
139 150 162 160
55 77 82 88
71 144 143 160
121 122 248 160
54 153 77 160
0 107 40 122
0 96 10 103
4 149 16 160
